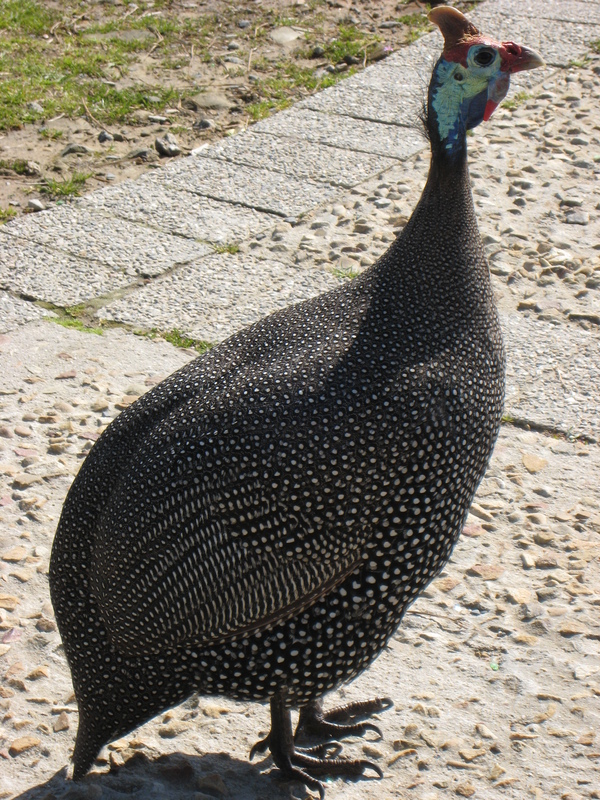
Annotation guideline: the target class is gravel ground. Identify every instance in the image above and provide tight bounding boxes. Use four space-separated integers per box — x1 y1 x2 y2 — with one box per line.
0 17 599 800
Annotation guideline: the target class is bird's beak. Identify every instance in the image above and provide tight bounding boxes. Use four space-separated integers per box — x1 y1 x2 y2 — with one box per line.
501 43 545 73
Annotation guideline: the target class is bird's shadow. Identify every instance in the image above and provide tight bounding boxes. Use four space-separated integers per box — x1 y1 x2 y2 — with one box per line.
11 750 309 800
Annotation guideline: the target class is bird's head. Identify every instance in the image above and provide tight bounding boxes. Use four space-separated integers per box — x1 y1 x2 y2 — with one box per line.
427 6 544 157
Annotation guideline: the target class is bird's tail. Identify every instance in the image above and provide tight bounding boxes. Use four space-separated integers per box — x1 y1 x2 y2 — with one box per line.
71 707 111 780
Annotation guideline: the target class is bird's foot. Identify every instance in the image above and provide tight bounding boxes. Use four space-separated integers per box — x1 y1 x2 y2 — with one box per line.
250 690 385 798
295 695 393 743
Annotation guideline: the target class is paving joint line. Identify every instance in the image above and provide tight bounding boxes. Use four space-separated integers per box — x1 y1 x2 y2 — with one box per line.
197 149 401 190
501 415 599 446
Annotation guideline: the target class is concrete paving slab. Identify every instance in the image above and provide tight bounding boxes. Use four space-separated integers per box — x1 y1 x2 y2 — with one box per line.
2 206 206 278
475 0 600 25
344 35 439 90
197 130 399 188
503 312 600 441
252 108 426 161
97 251 340 343
308 60 421 94
79 183 279 244
0 234 134 306
299 81 425 127
0 292 53 333
143 155 339 217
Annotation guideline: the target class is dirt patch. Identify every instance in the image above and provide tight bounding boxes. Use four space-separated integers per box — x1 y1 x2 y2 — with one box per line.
0 0 480 218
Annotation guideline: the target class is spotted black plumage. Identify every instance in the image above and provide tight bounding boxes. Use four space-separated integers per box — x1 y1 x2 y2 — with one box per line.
50 7 543 795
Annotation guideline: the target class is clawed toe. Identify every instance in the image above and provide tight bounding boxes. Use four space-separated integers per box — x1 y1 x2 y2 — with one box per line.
326 696 394 722
299 741 343 759
275 752 383 799
249 733 270 761
292 751 384 779
295 695 393 744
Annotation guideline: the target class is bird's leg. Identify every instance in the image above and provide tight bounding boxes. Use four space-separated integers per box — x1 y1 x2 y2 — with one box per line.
250 689 383 799
295 695 393 743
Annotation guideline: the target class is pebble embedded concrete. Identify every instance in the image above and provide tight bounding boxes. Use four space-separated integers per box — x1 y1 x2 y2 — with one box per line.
99 251 340 344
80 184 280 244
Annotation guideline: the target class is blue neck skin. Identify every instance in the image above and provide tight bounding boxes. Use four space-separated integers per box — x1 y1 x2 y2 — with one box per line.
427 56 493 165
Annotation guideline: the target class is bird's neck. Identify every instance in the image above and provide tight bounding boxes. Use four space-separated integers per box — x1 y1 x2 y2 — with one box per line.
390 137 492 320
419 140 473 224
402 140 478 257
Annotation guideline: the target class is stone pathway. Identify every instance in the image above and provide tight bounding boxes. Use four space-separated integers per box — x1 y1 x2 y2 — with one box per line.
1 1 599 799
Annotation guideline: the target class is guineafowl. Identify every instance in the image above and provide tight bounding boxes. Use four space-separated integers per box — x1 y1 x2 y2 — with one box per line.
50 7 543 797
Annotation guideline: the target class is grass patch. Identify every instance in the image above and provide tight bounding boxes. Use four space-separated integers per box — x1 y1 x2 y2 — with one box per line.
395 14 429 44
51 316 103 335
246 62 342 121
0 0 58 36
501 90 530 110
331 265 360 280
213 243 240 254
317 24 381 64
0 2 195 130
591 40 600 54
0 206 17 223
0 0 422 136
43 304 103 335
160 329 213 354
40 127 63 140
246 99 285 121
568 55 590 68
39 172 91 198
0 158 37 175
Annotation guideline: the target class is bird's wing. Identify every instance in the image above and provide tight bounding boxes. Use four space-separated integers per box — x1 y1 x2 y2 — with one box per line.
87 402 368 658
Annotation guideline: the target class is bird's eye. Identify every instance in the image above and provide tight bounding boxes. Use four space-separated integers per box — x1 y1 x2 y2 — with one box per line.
474 48 495 66
454 71 464 81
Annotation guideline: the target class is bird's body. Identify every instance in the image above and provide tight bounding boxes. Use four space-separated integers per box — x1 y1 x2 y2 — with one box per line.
50 8 542 794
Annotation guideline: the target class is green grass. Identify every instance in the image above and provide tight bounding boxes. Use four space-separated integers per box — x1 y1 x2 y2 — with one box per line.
332 265 360 280
0 206 17 223
501 90 530 110
591 40 600 54
0 1 209 130
0 158 36 174
212 243 240 254
160 329 213 354
246 99 285 121
51 316 103 335
0 0 427 134
40 127 63 140
318 24 381 64
246 62 343 120
0 0 57 36
395 14 429 44
568 55 590 68
43 302 104 334
39 172 91 198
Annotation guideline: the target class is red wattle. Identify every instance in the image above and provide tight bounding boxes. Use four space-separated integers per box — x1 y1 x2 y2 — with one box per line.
483 99 498 121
